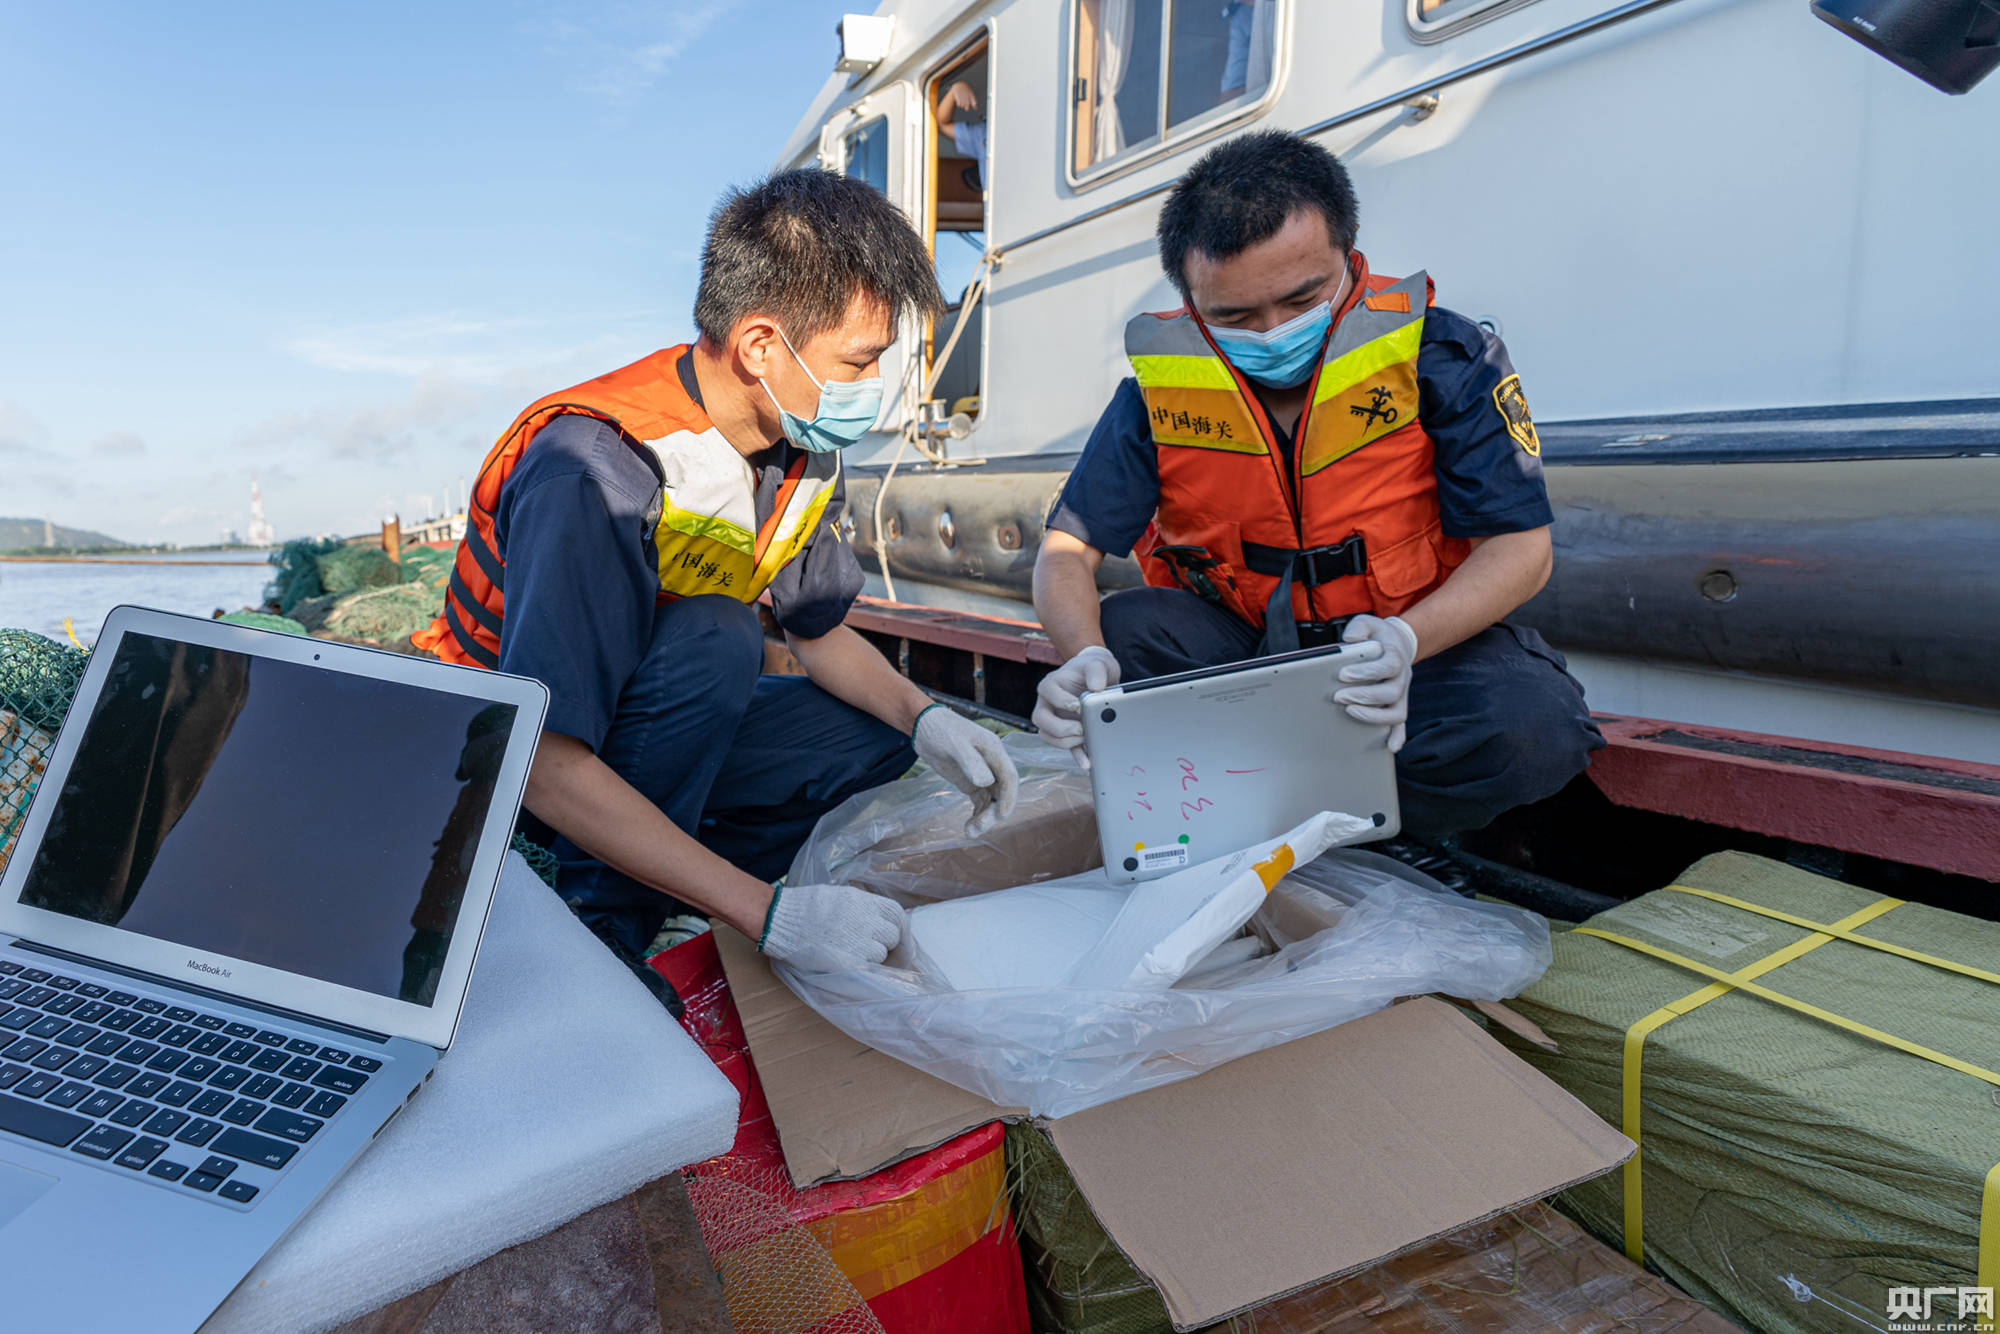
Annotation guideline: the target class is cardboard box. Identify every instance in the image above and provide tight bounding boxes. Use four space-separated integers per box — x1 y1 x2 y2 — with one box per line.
715 926 1634 1331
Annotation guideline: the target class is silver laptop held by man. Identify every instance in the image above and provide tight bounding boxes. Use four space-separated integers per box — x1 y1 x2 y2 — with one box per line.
1081 642 1399 884
0 605 546 1332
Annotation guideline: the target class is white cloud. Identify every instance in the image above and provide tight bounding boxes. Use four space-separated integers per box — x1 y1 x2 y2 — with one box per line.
89 430 146 457
154 503 223 528
0 400 51 456
280 311 652 385
536 0 745 104
283 314 542 382
234 370 515 464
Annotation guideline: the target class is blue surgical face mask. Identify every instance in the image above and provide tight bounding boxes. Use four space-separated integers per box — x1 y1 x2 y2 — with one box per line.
760 327 884 453
1203 267 1349 389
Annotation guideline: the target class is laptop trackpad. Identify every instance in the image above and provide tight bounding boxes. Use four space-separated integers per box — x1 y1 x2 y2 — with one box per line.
0 1159 59 1227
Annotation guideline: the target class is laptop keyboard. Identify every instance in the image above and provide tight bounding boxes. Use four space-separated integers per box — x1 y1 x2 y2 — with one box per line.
0 958 384 1209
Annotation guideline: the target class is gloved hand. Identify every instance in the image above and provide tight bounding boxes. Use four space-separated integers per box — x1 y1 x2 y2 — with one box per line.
1030 645 1121 769
1331 615 1419 753
758 882 905 972
913 703 1021 836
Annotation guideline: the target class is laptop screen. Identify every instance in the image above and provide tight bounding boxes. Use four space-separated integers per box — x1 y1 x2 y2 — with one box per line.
15 630 520 1007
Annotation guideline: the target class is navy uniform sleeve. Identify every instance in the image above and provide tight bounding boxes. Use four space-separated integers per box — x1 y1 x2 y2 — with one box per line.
491 414 662 750
1417 308 1554 538
1046 378 1161 559
766 469 865 640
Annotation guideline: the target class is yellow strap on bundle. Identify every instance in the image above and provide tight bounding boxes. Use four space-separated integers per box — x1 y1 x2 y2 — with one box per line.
1601 896 1900 1263
1590 917 2000 1322
1983 1161 2000 1322
1663 884 2000 987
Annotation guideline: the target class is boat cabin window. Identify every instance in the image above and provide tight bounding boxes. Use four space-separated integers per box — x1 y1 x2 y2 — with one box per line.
1407 0 1533 39
1072 0 1278 175
842 116 889 197
926 41 989 422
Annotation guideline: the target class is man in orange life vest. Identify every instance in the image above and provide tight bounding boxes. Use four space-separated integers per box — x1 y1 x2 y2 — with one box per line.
1032 131 1602 843
416 170 1019 978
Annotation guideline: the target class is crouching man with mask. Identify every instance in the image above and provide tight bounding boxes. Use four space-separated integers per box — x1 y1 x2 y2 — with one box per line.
416 169 1018 977
1032 131 1600 847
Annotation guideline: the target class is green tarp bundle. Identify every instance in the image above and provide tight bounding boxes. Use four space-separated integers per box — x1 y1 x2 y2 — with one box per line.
1506 851 2000 1334
1006 1124 1173 1334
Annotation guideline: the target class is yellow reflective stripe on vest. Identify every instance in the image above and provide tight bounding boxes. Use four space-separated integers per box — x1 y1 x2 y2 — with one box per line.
1299 293 1426 477
1139 387 1268 454
1130 353 1238 391
1313 318 1424 407
659 499 755 555
646 427 836 603
748 481 834 591
1127 315 1270 451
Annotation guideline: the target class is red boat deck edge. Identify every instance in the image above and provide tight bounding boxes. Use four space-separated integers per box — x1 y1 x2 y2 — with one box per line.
1588 716 2000 882
802 595 2000 882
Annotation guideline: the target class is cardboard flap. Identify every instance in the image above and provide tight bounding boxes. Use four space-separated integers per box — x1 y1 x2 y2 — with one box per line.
1468 998 1561 1052
1046 997 1633 1331
713 925 1026 1187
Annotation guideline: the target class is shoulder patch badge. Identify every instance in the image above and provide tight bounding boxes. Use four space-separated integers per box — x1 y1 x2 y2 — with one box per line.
1493 374 1540 457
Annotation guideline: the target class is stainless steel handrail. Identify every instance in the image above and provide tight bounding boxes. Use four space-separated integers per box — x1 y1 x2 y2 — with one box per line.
991 0 1688 260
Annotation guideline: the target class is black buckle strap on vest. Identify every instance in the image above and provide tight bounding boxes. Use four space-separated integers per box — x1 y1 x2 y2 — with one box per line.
1240 534 1369 586
1249 535 1368 657
1152 544 1233 607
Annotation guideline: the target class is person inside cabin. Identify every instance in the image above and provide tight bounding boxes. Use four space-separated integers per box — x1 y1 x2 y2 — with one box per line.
415 169 1020 982
1031 130 1602 853
934 78 987 191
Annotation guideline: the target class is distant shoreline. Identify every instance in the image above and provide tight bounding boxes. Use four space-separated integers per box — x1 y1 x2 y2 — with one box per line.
0 555 269 567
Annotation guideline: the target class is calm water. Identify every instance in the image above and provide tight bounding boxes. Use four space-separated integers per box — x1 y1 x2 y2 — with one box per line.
0 552 275 646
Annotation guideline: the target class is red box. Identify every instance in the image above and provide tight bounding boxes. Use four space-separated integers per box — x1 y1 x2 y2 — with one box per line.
656 933 1029 1334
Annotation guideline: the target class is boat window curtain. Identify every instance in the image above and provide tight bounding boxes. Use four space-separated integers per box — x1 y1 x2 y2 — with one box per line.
1094 0 1136 163
1244 0 1273 98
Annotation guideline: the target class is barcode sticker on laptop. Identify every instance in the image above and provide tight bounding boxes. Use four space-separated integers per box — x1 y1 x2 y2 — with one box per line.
1139 845 1190 872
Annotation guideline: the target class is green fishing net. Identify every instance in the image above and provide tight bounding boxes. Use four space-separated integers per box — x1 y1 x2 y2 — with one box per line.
264 536 345 614
312 543 400 598
0 630 87 875
315 584 445 647
262 539 450 647
510 835 559 889
266 536 439 618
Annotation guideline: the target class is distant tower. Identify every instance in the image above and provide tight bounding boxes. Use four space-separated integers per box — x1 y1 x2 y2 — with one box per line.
246 477 277 547
42 515 52 548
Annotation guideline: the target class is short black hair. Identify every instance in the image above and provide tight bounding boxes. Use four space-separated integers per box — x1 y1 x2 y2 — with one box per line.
694 167 944 347
1157 131 1360 298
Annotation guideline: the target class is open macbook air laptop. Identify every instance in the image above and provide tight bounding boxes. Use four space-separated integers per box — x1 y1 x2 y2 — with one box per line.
1081 642 1399 884
0 605 546 1333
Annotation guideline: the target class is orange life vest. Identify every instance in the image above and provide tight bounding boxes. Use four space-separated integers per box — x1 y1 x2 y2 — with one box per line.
1127 255 1470 650
414 346 839 669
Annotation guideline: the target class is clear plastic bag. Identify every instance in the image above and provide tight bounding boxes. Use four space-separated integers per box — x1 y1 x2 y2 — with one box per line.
782 735 1552 1119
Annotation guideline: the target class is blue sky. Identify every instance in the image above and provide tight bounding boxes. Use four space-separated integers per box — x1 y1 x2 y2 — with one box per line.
0 2 854 545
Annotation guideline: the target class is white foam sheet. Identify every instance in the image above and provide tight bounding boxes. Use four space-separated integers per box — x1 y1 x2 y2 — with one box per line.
203 853 740 1333
904 879 1128 990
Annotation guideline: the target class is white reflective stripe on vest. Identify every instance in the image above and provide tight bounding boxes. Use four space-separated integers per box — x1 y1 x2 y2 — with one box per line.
640 428 839 601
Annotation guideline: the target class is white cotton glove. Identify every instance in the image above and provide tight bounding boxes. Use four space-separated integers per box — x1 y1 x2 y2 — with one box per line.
1030 645 1121 769
913 704 1021 836
1331 614 1418 753
758 882 905 973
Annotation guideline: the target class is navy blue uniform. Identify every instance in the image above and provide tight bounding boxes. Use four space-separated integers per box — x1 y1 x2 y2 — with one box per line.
496 350 912 956
1054 308 1600 838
